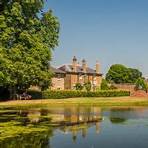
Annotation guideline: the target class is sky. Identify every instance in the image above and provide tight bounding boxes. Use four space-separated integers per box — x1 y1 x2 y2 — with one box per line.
44 0 148 77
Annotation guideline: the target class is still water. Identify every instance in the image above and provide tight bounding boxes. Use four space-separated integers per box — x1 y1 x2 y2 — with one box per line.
0 106 148 148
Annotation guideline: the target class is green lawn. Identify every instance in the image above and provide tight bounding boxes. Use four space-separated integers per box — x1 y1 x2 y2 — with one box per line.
0 97 148 108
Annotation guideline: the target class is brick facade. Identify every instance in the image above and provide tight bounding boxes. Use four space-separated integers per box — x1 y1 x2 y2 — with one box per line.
51 57 103 90
51 77 65 90
50 67 65 90
113 84 135 92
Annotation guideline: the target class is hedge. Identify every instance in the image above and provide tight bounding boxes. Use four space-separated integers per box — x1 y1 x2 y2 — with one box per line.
28 90 130 99
27 90 42 99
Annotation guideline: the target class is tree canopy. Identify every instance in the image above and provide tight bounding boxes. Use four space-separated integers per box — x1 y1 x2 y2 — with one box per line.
106 64 142 84
0 0 60 96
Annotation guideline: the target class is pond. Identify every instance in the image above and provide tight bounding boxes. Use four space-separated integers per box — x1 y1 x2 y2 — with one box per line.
0 106 148 148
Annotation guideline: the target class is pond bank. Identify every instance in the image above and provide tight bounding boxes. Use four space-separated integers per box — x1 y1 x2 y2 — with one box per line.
0 97 148 107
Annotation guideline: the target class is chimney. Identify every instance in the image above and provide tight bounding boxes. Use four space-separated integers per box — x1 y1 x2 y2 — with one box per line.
82 59 87 73
96 61 100 73
72 56 77 72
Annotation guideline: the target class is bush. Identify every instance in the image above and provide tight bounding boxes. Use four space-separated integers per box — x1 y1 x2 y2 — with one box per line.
135 78 148 92
0 87 10 101
27 90 42 99
42 90 130 99
84 81 91 92
75 83 83 90
101 79 110 90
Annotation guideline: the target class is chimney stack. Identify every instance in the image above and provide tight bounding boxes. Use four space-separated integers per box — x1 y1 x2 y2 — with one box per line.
72 56 77 72
96 61 100 73
82 59 87 73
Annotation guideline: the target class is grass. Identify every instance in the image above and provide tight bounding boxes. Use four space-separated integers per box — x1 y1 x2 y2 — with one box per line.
0 97 148 108
0 121 52 141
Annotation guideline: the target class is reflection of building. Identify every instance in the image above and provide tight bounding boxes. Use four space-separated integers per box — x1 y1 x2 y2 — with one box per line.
27 110 41 123
50 56 103 90
24 107 102 141
57 107 102 140
60 121 101 142
62 107 102 124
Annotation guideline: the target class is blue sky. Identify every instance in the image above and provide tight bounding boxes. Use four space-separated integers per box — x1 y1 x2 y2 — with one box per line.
44 0 148 77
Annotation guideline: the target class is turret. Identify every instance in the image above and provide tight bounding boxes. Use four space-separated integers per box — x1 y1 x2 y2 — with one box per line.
95 61 100 73
72 56 77 72
82 59 87 73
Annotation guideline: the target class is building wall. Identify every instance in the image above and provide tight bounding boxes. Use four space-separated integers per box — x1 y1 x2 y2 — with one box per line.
51 77 65 90
88 75 93 82
96 76 102 88
113 84 135 92
64 73 102 90
78 75 84 84
71 74 78 89
29 85 41 91
64 74 72 89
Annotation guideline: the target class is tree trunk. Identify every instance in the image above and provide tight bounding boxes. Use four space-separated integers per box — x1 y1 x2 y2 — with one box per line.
9 86 17 100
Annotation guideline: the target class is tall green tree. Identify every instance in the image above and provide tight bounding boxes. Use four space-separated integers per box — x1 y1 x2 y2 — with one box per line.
106 64 142 84
0 0 59 98
128 68 142 83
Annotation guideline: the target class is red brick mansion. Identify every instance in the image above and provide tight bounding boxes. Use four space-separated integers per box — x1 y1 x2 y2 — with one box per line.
51 56 103 90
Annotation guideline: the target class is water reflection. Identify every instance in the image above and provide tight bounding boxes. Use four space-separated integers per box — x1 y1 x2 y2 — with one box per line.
0 106 148 148
1 107 148 126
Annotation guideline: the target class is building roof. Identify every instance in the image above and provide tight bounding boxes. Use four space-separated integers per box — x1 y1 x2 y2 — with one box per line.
50 66 65 74
58 65 103 76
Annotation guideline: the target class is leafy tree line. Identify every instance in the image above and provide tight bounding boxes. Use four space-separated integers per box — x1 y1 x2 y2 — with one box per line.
106 64 142 84
0 0 60 99
105 64 148 92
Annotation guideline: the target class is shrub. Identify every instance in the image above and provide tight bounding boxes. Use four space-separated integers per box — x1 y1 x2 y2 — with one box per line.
101 79 110 90
0 87 10 101
75 83 83 90
42 90 130 99
84 81 91 92
135 78 148 92
27 90 42 99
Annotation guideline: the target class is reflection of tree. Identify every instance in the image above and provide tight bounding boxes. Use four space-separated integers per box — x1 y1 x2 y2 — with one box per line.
110 117 127 124
109 108 129 124
0 130 52 148
72 130 77 142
